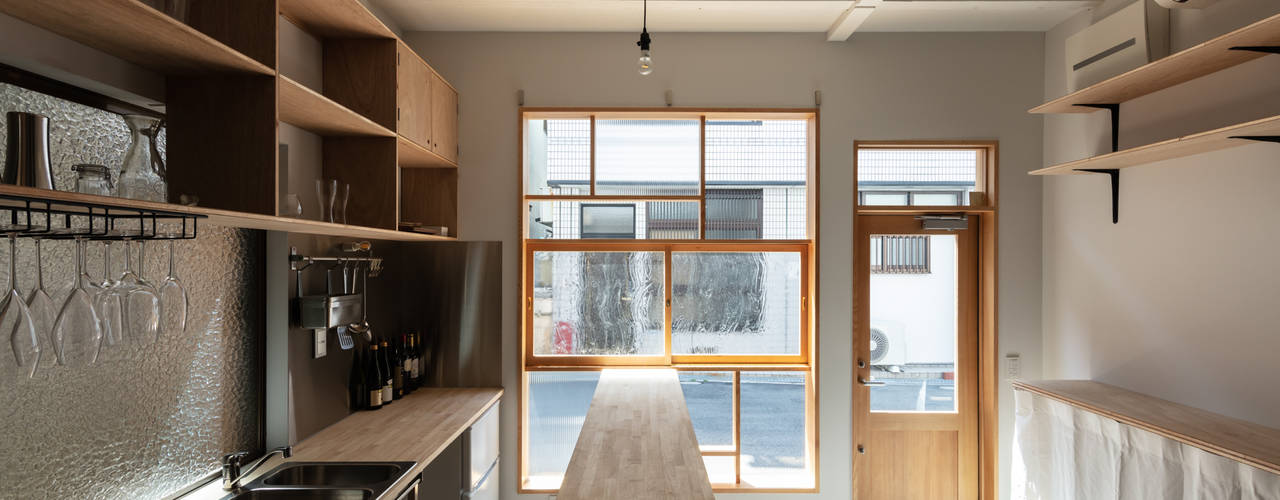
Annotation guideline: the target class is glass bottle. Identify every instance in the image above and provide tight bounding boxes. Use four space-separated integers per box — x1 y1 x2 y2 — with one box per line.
118 115 167 202
71 164 113 196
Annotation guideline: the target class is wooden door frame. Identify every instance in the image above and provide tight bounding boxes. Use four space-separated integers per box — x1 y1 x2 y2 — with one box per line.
850 141 999 500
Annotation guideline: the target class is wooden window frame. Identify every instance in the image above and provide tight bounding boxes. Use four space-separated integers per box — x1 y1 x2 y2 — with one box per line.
518 108 820 495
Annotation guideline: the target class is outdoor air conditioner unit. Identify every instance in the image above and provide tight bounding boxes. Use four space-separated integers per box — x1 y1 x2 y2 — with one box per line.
869 320 906 368
1066 0 1170 92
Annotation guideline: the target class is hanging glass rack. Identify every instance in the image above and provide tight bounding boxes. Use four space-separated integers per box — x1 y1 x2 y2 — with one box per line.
0 191 202 241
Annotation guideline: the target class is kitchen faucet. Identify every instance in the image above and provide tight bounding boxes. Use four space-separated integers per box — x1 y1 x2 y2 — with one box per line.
221 446 292 490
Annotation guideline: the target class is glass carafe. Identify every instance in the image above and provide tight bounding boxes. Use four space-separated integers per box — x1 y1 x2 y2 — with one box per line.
118 115 167 202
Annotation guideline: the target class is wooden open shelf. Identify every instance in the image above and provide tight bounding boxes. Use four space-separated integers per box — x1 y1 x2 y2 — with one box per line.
0 0 273 76
398 135 456 169
0 185 453 242
279 75 394 137
1031 114 1280 175
279 0 396 39
1013 380 1280 475
1032 12 1280 114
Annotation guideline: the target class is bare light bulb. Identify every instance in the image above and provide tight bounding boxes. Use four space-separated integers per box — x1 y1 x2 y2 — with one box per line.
637 50 653 76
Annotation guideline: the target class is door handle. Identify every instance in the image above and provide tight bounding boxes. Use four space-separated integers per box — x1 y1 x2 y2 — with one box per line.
859 377 885 387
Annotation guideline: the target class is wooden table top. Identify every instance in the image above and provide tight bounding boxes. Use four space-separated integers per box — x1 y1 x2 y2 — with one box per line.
1014 380 1280 475
558 369 715 500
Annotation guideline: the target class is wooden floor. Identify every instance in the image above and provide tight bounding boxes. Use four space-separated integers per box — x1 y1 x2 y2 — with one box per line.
558 369 715 500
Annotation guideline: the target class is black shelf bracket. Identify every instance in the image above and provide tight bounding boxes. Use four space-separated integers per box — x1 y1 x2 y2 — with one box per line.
1228 135 1280 144
1075 168 1120 224
1074 103 1121 152
1228 46 1280 55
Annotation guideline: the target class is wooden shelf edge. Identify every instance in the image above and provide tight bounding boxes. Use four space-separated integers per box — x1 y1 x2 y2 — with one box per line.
1013 380 1280 475
278 75 395 137
1031 12 1280 114
279 0 396 39
0 0 273 76
397 135 457 168
0 185 453 242
1030 114 1280 175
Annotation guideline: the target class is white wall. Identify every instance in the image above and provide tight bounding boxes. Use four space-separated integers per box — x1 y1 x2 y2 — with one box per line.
403 31 1045 500
1042 0 1280 435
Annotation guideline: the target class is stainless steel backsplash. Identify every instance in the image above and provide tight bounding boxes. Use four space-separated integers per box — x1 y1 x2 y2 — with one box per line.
0 83 263 499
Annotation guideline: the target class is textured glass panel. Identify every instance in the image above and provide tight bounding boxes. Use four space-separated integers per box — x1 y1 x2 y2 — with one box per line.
0 83 259 500
679 372 733 448
705 120 808 240
526 119 591 195
862 192 909 206
869 234 958 412
740 372 810 487
703 455 736 485
527 371 601 488
913 192 962 206
595 119 699 195
532 251 665 355
527 201 698 239
672 252 801 355
858 149 977 205
581 204 635 238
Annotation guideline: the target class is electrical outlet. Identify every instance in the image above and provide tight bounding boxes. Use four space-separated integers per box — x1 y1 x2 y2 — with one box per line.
314 329 327 358
1005 353 1021 379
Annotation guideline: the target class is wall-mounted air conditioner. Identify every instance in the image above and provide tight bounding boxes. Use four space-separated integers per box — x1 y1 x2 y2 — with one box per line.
869 320 906 368
1066 0 1170 92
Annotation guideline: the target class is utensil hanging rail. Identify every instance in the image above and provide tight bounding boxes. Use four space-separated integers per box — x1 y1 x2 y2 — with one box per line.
289 254 384 276
0 191 203 240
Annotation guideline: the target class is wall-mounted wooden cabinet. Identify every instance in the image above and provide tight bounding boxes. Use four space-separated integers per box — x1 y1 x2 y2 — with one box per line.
0 0 461 240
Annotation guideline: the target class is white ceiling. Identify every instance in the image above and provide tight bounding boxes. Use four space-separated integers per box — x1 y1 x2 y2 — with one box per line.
369 0 1099 35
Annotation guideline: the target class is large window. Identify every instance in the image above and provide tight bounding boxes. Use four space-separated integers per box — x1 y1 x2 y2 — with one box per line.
521 110 817 493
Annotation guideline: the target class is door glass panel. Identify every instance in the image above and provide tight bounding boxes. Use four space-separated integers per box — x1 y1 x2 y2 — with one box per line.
868 234 957 412
532 251 665 356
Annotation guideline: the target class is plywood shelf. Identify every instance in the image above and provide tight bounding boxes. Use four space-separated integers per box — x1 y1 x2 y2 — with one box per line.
279 75 394 137
0 0 273 76
1031 114 1280 175
1032 12 1280 114
397 135 457 169
279 0 396 39
0 185 454 242
1013 380 1280 475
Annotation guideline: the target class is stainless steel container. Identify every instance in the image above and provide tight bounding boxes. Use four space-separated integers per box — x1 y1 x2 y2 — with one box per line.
4 112 57 190
296 293 363 329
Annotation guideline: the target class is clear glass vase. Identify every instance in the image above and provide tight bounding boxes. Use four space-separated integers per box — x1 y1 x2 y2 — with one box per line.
118 115 167 203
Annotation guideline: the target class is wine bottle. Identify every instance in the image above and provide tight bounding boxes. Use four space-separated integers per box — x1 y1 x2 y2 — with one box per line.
392 337 405 400
380 339 394 404
366 344 383 410
348 347 365 411
402 334 414 394
411 332 422 386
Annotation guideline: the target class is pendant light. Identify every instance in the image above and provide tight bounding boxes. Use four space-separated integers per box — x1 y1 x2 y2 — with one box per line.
636 0 653 75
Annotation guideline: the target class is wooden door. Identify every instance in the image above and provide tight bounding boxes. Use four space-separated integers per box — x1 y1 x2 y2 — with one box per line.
395 41 432 150
430 72 458 163
854 215 978 500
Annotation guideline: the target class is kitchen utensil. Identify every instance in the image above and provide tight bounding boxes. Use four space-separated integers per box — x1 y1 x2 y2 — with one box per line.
348 263 372 344
119 240 160 345
53 238 103 366
3 234 40 377
4 112 57 190
334 262 354 350
159 239 188 335
26 238 56 366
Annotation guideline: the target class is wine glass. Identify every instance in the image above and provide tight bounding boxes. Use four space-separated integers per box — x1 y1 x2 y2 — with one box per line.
94 241 126 346
26 238 57 366
119 240 160 345
2 233 40 377
159 239 188 335
53 238 103 366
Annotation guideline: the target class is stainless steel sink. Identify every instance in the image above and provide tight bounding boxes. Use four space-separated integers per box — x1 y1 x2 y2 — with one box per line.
223 461 416 500
224 488 372 500
262 462 414 487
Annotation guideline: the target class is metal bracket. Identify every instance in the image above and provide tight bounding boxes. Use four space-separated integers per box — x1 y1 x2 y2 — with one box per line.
1074 103 1120 153
1076 168 1120 224
1228 135 1280 144
1228 46 1280 55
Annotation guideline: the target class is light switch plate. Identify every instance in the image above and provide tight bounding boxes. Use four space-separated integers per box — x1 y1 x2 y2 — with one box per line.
314 329 327 358
1005 353 1021 379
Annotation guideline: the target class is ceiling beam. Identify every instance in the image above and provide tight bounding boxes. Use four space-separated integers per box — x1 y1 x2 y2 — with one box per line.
827 2 877 42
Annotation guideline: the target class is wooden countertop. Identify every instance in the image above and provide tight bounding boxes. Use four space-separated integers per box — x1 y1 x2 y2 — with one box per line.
1013 380 1280 475
558 369 714 500
181 387 502 499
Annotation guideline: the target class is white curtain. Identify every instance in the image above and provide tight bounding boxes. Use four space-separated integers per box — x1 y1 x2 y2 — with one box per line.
1013 389 1280 500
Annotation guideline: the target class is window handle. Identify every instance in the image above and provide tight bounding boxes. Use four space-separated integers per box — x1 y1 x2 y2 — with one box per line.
859 377 885 387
